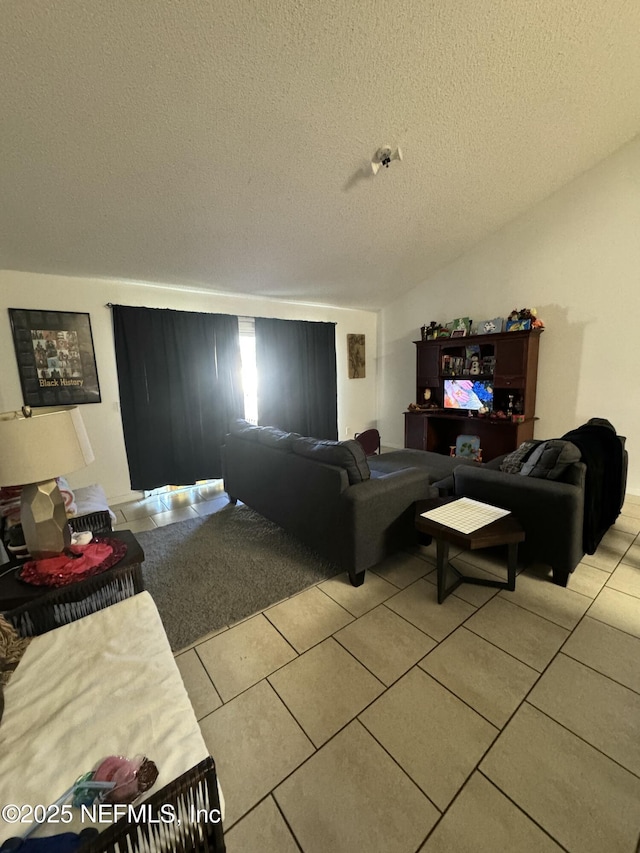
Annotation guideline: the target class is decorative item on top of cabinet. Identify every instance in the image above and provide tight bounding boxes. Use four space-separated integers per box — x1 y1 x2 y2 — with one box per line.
421 321 439 341
477 318 503 334
450 317 471 337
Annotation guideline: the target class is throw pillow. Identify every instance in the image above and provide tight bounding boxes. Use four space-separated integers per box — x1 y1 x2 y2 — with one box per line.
73 483 117 522
499 440 542 474
292 437 371 484
56 476 77 515
519 439 582 480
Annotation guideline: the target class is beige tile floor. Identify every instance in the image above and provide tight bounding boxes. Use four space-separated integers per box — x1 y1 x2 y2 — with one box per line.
113 487 640 852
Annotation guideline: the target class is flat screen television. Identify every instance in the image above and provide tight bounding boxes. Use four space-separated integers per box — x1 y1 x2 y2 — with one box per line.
444 379 493 411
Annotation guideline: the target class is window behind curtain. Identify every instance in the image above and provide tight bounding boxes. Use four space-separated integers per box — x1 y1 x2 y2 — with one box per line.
238 316 258 425
255 317 337 440
112 305 244 490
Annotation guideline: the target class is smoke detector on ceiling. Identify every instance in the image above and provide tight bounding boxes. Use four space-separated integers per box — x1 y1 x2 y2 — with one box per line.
371 145 403 175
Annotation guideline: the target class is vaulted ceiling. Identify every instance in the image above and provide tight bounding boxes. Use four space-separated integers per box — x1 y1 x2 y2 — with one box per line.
2 1 640 309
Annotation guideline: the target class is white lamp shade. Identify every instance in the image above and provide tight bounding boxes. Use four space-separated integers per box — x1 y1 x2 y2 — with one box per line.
0 408 95 486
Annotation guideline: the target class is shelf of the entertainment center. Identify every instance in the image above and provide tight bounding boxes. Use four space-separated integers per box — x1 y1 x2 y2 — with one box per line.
438 374 495 380
405 410 534 425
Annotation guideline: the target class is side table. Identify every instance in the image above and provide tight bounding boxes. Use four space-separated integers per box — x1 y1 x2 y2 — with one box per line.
415 497 525 604
0 530 145 636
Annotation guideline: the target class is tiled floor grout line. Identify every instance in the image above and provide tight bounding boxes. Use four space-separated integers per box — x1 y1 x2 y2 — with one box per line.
310 582 370 617
414 641 555 845
195 557 619 791
415 553 635 850
521 698 640 782
560 608 639 641
348 717 444 817
412 559 637 847
559 646 640 698
279 556 634 764
458 618 546 669
471 587 588 632
254 572 567 839
221 792 305 850
476 769 573 853
271 795 306 853
481 577 640 781
191 646 223 707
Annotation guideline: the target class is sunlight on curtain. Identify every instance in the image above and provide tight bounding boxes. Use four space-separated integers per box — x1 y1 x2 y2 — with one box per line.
238 316 258 424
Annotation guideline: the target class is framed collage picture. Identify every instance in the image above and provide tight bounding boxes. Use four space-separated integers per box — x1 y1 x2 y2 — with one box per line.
9 308 102 407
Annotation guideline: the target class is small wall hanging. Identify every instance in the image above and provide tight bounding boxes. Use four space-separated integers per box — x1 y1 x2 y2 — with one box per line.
347 334 366 379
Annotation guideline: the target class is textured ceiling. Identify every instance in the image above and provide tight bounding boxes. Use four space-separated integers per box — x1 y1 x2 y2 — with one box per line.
2 1 640 309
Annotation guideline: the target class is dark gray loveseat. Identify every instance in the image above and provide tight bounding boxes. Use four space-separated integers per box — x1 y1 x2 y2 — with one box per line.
221 422 475 586
436 423 628 586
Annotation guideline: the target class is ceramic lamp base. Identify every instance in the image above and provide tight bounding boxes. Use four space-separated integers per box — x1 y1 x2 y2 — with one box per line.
20 480 71 559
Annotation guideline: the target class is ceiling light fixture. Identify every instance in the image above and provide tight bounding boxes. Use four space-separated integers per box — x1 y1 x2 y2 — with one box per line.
371 145 403 175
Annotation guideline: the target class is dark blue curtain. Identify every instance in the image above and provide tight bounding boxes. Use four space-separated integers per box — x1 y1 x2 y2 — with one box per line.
255 317 337 439
112 305 243 490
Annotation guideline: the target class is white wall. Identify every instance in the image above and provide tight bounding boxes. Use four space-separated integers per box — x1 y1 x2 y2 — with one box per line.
0 272 378 503
379 134 640 493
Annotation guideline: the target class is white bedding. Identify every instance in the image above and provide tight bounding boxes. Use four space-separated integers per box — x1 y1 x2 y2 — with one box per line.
0 592 213 842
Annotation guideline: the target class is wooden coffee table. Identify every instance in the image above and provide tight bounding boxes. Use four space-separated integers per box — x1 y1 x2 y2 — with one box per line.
415 497 525 603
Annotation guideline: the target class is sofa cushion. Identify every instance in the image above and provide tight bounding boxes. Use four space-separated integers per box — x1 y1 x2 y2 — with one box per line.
230 420 301 452
292 437 370 484
499 440 542 474
257 426 300 452
519 439 581 480
370 450 478 483
230 418 262 439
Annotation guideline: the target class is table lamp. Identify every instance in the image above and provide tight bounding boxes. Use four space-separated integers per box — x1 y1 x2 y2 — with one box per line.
0 407 95 559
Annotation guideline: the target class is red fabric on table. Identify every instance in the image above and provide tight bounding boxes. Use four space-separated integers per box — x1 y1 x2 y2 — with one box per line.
18 537 128 587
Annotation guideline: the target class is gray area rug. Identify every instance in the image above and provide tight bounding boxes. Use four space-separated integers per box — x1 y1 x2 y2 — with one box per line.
135 504 340 650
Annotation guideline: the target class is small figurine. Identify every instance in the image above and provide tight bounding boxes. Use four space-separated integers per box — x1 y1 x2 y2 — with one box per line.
507 307 545 329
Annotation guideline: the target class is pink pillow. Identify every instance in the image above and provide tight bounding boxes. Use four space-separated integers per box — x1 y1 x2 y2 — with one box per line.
56 476 78 515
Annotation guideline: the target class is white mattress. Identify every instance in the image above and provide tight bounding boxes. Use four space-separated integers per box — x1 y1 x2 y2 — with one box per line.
0 592 213 842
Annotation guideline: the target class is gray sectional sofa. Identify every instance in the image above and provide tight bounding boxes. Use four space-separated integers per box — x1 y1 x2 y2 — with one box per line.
221 421 475 586
222 419 628 590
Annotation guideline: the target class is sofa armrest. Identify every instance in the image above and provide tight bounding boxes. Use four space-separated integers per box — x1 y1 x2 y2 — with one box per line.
452 465 586 577
432 474 455 496
344 467 437 511
339 468 437 576
453 465 584 503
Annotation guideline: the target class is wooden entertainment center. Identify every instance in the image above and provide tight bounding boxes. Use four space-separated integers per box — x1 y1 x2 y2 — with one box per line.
405 328 543 461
